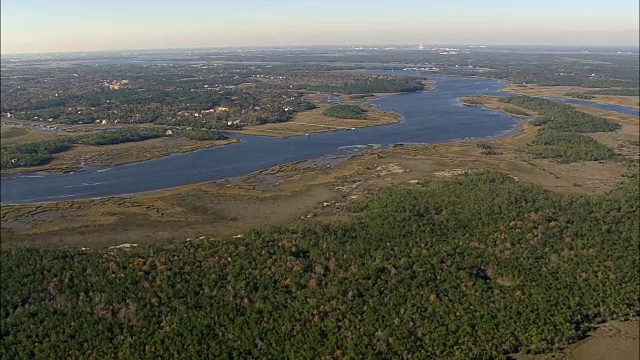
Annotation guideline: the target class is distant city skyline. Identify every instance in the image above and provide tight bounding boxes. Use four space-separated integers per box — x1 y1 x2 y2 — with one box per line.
2 0 638 54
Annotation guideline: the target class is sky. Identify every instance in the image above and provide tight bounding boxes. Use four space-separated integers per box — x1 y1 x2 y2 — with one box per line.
1 0 639 54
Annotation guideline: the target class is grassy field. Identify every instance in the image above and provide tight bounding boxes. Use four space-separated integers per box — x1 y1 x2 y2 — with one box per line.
1 125 78 146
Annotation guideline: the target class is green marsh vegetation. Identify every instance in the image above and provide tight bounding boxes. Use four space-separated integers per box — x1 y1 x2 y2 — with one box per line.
501 96 620 162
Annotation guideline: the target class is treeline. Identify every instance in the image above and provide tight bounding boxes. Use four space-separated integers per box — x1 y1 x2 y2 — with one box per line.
176 128 228 141
305 76 423 94
1 170 638 359
1 128 228 169
586 88 639 96
565 92 597 100
80 127 167 146
0 138 74 169
323 105 367 119
501 95 619 162
566 88 640 99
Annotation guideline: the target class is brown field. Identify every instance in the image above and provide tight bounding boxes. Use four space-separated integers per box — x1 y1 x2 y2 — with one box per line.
231 104 402 137
504 84 640 109
1 125 75 146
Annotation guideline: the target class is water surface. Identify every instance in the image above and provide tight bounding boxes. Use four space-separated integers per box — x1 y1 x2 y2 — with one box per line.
0 74 535 204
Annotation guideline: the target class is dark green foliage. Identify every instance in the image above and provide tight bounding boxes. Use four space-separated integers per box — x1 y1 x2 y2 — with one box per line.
501 96 619 132
462 99 483 105
527 130 617 162
323 105 367 119
297 100 318 111
584 88 639 96
176 128 227 141
2 171 638 359
502 106 530 116
565 92 597 100
80 127 167 145
1 138 74 169
306 76 423 94
567 88 640 99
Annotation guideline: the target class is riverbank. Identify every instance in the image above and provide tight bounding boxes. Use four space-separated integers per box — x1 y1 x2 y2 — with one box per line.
1 127 239 174
3 93 636 247
503 83 640 109
460 94 640 160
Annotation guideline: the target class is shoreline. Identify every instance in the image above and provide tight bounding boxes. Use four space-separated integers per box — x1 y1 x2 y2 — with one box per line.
2 84 633 246
0 137 240 176
4 74 634 205
0 113 523 206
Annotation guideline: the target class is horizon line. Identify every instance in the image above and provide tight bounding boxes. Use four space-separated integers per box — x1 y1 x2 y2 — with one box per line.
2 43 640 57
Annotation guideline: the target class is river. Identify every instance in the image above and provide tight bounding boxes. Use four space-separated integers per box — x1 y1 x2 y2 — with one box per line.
0 72 633 204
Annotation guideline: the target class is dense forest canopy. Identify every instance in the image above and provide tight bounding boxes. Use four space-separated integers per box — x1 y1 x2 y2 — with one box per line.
2 170 638 359
323 105 368 119
305 76 424 94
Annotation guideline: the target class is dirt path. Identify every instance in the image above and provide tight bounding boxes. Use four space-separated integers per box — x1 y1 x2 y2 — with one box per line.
511 320 639 360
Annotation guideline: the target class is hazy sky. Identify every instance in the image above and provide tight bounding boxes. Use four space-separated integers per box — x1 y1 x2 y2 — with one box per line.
1 0 638 54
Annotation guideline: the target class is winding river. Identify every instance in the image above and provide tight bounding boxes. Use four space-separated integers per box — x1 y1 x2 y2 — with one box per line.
1 72 636 204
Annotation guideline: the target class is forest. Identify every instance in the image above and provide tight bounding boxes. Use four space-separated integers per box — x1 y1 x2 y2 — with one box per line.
1 170 638 359
527 130 617 162
566 88 640 99
0 137 74 169
304 76 424 94
583 88 639 96
323 105 367 119
80 127 167 146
